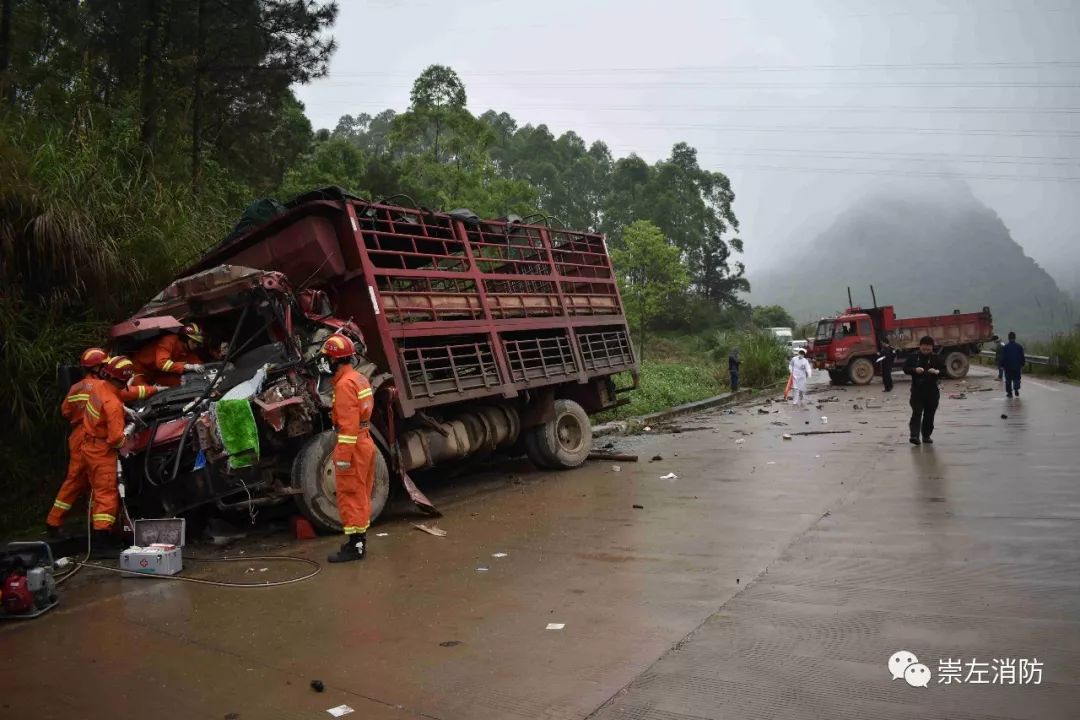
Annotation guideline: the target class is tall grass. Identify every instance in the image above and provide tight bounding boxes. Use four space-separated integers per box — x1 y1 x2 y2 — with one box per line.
1033 331 1080 381
0 110 237 536
710 328 791 387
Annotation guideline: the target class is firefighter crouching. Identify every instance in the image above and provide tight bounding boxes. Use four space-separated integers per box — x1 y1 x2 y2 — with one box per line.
133 322 207 387
81 356 138 558
319 333 376 563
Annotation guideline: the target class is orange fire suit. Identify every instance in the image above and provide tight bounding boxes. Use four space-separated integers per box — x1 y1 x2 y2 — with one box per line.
133 333 200 387
331 364 376 535
81 381 127 530
46 377 99 528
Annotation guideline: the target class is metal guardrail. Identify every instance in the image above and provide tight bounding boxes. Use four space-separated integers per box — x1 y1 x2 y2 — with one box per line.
978 350 1055 367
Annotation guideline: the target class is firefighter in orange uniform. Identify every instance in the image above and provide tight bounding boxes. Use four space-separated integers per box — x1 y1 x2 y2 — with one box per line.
319 333 376 563
82 356 137 557
46 348 109 536
133 322 206 387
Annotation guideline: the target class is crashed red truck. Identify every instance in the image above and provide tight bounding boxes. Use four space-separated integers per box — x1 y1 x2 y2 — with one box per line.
102 195 639 531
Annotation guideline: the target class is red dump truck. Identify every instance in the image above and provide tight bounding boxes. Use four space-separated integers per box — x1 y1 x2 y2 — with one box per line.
810 301 994 385
105 193 638 531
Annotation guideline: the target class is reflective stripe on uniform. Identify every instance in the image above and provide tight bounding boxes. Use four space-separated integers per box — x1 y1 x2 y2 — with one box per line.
66 393 90 403
53 499 72 510
162 359 175 371
137 386 148 400
343 525 368 534
337 434 358 444
85 403 101 419
357 388 373 399
92 513 116 523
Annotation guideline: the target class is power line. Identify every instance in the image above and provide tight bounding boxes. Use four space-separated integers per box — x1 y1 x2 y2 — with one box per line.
308 100 1080 115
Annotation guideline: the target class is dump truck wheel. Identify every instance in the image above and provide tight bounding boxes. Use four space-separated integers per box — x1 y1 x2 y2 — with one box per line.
943 351 970 379
524 399 592 470
292 430 390 534
848 357 875 385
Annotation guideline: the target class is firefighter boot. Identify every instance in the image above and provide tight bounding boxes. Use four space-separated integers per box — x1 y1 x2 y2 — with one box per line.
327 533 366 563
91 530 121 559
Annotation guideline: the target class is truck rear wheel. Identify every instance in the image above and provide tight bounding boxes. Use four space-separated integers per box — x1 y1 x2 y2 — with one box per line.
943 351 970 379
292 430 390 534
524 399 592 470
848 357 875 385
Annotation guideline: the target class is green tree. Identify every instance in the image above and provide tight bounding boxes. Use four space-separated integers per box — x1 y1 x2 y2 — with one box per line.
751 305 797 329
611 220 690 362
278 136 365 198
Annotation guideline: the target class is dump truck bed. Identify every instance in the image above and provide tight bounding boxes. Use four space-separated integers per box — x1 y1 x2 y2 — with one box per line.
872 306 994 351
190 199 637 417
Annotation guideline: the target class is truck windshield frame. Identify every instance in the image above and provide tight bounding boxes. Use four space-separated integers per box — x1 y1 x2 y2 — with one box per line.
815 320 835 342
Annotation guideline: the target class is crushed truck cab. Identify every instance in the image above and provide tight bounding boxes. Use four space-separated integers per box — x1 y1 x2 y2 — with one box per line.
107 195 638 532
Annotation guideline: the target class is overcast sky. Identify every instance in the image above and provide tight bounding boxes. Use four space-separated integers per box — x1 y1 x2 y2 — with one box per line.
294 0 1080 291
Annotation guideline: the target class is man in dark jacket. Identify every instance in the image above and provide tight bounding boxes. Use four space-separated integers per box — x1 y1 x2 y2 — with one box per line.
1001 331 1026 398
903 335 944 445
728 347 741 392
878 338 895 392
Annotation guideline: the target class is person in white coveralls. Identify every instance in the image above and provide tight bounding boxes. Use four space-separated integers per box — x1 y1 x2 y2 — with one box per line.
789 348 813 407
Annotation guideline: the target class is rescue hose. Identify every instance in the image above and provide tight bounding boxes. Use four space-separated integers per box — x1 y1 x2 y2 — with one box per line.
74 555 321 588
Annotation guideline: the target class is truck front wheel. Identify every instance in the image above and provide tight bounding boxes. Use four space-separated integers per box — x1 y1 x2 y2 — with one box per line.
943 351 970 379
848 357 875 385
292 430 390 534
524 399 592 470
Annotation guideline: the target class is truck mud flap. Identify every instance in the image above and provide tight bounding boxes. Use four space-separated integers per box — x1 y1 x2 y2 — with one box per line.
401 471 441 517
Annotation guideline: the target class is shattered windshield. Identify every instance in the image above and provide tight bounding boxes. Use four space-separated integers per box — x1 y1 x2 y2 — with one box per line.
815 321 835 342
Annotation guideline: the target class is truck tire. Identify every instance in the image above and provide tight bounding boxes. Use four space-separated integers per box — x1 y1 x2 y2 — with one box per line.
292 430 390 534
828 370 847 385
848 357 875 385
943 351 970 379
523 399 592 470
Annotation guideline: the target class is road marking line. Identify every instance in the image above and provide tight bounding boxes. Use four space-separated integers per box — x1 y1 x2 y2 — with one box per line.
1023 379 1061 393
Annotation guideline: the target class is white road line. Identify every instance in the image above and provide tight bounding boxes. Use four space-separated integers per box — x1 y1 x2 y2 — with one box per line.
1023 378 1062 393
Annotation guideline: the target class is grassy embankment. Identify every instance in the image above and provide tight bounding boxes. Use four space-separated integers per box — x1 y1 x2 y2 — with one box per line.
596 329 790 422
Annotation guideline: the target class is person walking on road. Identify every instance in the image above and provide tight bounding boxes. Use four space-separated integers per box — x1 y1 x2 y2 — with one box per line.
319 333 377 563
877 338 896 392
728 347 741 392
903 336 944 445
789 348 813 407
992 335 1004 381
1001 331 1026 398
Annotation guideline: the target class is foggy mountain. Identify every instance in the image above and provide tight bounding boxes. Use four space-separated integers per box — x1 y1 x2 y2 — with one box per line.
749 184 1077 340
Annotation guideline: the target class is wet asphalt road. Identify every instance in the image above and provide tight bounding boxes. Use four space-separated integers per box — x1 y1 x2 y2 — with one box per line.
3 368 1078 719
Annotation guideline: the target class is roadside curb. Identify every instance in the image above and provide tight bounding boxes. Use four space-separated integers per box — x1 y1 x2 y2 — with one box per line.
593 387 768 438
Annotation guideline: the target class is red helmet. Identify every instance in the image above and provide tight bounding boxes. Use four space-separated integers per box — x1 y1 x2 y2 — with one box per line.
182 322 205 346
320 333 356 360
101 355 135 383
80 347 109 369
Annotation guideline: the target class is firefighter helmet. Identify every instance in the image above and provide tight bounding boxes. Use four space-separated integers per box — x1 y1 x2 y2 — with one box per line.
80 347 109 369
320 333 356 360
182 322 205 346
101 355 135 383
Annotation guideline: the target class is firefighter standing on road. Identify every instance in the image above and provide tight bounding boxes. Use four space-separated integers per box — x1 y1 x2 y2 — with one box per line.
133 323 207 387
903 336 944 446
46 348 109 536
320 333 376 563
82 356 137 557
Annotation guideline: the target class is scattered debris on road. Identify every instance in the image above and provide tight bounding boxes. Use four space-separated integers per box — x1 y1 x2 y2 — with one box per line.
770 421 787 427
611 465 621 472
327 704 355 717
589 452 639 462
439 640 462 647
492 552 507 558
650 454 663 462
376 532 389 537
310 680 325 693
413 523 447 537
476 566 489 573
782 433 793 440
1001 414 1008 419
546 623 565 630
735 439 745 445
659 472 679 480
949 393 967 400
793 430 852 436
632 504 644 510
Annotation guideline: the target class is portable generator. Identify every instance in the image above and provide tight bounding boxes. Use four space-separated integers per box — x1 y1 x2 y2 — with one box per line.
0 542 59 619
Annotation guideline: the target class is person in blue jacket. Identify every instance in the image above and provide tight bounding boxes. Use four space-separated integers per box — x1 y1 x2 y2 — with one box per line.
1001 331 1026 398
